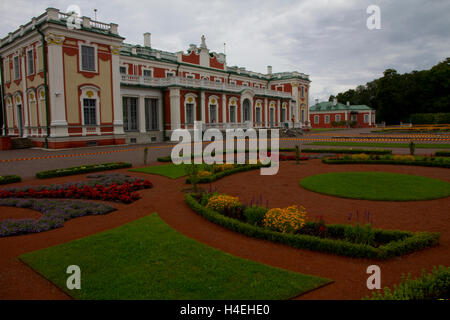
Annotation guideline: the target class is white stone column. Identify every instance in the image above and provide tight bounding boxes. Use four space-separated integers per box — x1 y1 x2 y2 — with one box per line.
170 88 181 130
264 98 268 127
46 34 68 137
111 46 124 135
368 112 372 126
20 53 29 137
200 91 206 122
139 95 146 133
222 94 226 123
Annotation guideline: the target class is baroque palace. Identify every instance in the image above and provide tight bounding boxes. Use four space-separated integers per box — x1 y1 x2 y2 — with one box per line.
0 8 310 149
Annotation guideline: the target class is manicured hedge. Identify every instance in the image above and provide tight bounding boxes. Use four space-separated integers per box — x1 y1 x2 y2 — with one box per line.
186 163 270 184
322 158 450 168
435 150 450 157
185 193 440 259
36 162 132 179
366 265 450 300
0 175 21 185
302 148 392 155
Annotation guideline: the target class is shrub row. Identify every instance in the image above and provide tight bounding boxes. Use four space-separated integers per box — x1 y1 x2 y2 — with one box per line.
301 148 392 155
366 265 450 300
0 175 21 185
36 162 132 179
186 163 270 184
435 150 450 157
322 158 450 168
410 113 450 124
185 193 440 259
157 148 299 163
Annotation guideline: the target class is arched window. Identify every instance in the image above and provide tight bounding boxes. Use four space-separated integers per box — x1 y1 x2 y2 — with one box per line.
208 96 219 123
243 99 251 122
79 86 100 126
184 94 197 125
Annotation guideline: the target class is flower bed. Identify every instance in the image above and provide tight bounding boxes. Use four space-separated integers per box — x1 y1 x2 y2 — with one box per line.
0 175 21 185
0 198 115 237
323 154 450 168
185 193 440 259
0 173 153 204
301 148 392 155
36 162 132 179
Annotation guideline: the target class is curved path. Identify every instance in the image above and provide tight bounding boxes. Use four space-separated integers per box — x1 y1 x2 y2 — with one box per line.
0 160 449 299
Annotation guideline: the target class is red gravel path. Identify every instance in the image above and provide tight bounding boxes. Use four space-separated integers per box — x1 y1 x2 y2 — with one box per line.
0 160 449 300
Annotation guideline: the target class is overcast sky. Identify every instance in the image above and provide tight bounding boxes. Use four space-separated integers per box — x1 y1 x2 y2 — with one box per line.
1 0 449 105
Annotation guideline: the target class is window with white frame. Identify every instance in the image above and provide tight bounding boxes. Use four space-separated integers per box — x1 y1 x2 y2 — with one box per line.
335 114 341 122
230 80 236 85
13 56 20 80
364 114 369 123
143 69 152 77
209 104 217 123
186 74 194 79
166 71 175 77
81 45 96 72
119 66 126 74
255 107 261 123
83 99 97 125
145 98 159 130
27 49 34 75
314 115 319 124
281 107 286 122
123 97 138 131
215 78 222 83
301 86 305 98
325 115 330 124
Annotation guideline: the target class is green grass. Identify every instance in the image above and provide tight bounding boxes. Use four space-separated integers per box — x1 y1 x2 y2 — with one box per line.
306 141 450 149
20 214 330 299
130 163 187 179
310 128 349 132
300 172 450 201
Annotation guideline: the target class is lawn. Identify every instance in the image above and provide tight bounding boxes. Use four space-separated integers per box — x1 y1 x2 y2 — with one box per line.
306 141 450 149
130 163 187 179
300 172 450 201
310 128 349 132
20 214 330 299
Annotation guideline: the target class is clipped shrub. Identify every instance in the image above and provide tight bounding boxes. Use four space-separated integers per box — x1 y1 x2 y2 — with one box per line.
0 175 21 185
263 205 307 234
244 206 268 226
351 153 370 160
393 155 415 161
435 151 450 157
366 265 450 300
206 194 242 216
198 170 212 177
36 162 132 179
344 224 376 246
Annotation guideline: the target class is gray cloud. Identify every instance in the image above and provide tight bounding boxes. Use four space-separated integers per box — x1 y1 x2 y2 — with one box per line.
1 0 449 105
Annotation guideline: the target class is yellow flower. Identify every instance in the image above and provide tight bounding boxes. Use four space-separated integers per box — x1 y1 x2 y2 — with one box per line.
263 205 307 233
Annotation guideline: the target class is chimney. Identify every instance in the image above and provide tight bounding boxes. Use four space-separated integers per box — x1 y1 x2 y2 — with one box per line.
315 98 319 105
267 65 272 75
333 98 337 106
144 32 151 47
346 101 350 106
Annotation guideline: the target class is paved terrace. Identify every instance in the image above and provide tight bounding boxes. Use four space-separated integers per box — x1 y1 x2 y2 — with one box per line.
1 128 449 180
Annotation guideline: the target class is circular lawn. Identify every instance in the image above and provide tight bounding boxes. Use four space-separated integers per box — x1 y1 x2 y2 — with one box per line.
299 171 450 201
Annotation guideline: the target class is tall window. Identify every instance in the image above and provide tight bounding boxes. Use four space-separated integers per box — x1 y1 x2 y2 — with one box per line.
243 99 251 122
209 104 217 123
301 109 305 123
255 107 261 123
314 115 319 124
145 98 159 130
119 66 126 74
81 45 96 72
364 114 369 123
83 99 97 125
281 108 286 122
335 114 341 122
27 49 34 75
123 97 138 131
186 103 194 124
13 56 20 80
325 115 330 124
230 105 236 123
301 86 305 98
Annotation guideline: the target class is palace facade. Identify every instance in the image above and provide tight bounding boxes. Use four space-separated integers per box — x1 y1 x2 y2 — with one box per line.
0 8 311 149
